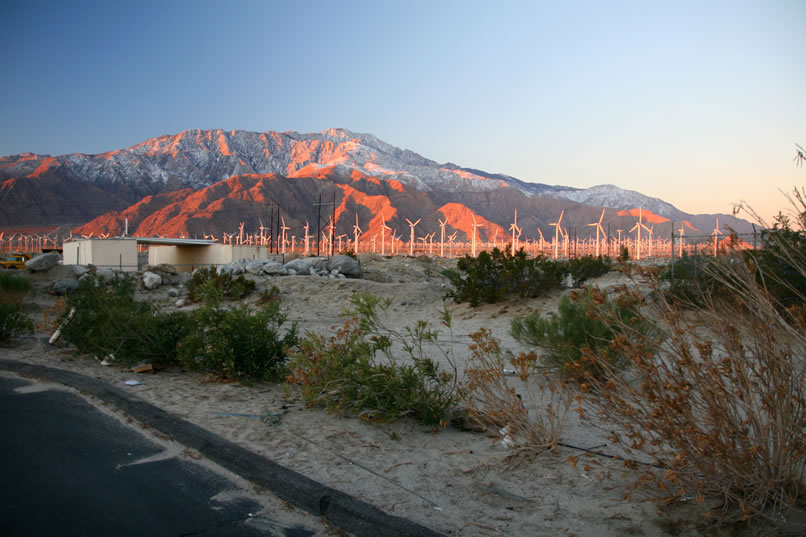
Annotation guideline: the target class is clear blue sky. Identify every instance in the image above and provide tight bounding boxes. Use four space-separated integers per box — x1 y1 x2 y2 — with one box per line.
1 0 804 222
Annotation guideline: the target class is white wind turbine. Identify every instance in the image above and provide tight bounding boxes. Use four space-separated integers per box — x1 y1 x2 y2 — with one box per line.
629 208 651 260
280 217 290 254
303 221 312 255
587 209 607 257
471 214 482 257
550 210 564 259
536 228 546 255
353 214 362 254
448 231 458 258
712 218 723 256
438 218 448 258
380 214 391 255
406 218 421 257
510 210 522 253
678 225 685 257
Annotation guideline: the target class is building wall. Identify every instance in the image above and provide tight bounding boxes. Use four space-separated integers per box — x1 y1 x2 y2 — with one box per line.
62 239 138 272
147 244 268 272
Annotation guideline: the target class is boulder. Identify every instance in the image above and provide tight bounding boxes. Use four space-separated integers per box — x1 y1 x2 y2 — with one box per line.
284 256 325 274
95 267 116 281
327 255 362 278
262 261 288 276
72 265 90 277
245 260 265 275
25 253 60 272
142 271 162 290
167 288 179 297
175 298 187 308
156 263 177 275
51 279 80 295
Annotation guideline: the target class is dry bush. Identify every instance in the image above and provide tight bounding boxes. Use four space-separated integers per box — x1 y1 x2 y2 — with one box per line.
462 327 573 462
577 256 806 526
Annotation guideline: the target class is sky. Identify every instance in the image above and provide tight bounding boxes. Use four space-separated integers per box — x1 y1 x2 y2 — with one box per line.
1 0 804 223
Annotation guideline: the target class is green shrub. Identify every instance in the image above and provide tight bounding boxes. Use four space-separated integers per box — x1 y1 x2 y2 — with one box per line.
511 286 658 380
0 271 32 301
659 254 730 306
617 244 630 262
287 293 458 426
445 248 611 306
0 302 34 341
187 266 256 304
567 255 613 287
60 275 191 366
177 301 298 381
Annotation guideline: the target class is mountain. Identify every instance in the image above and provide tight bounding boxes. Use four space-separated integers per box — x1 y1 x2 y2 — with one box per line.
1 128 755 239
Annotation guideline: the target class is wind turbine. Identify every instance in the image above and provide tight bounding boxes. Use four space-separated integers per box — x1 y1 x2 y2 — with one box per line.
353 214 362 254
587 209 607 257
280 217 290 254
448 231 458 258
380 214 391 256
470 214 482 257
629 208 651 260
550 210 564 259
711 218 723 256
510 210 522 253
304 221 312 255
406 218 421 257
678 225 685 257
438 218 448 258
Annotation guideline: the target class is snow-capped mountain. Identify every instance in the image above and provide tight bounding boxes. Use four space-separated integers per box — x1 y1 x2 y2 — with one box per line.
544 184 683 219
0 128 753 235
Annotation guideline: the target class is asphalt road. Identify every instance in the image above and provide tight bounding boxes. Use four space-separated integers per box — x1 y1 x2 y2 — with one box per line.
0 374 322 537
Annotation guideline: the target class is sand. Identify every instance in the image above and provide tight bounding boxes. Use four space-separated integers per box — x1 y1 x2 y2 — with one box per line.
4 255 728 537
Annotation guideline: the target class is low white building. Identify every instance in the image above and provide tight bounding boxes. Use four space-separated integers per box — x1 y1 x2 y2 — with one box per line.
148 243 268 272
62 238 139 272
61 237 269 273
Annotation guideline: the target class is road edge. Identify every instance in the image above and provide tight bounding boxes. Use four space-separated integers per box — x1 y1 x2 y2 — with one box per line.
0 357 445 537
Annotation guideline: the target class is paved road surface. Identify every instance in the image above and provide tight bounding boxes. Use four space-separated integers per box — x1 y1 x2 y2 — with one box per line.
0 374 328 537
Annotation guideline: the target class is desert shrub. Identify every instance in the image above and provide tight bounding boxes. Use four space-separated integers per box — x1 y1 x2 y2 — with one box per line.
659 254 732 306
566 255 613 286
177 301 298 381
187 266 256 304
445 248 565 306
60 275 191 365
576 256 806 526
0 272 34 341
617 244 630 262
287 293 458 426
462 328 572 461
511 286 656 380
0 303 34 341
0 271 32 301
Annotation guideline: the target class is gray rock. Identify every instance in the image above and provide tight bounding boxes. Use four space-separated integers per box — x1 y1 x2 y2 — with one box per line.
327 255 362 278
95 267 116 281
72 265 90 277
286 268 297 276
25 252 60 272
142 271 162 290
175 298 187 308
156 263 177 274
167 288 179 297
262 261 288 276
51 279 80 295
245 260 265 275
309 267 318 276
284 256 325 274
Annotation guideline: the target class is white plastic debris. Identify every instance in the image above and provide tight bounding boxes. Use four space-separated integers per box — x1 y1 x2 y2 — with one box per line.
124 380 142 386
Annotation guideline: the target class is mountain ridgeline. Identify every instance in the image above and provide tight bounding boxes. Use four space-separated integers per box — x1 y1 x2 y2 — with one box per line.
0 128 753 241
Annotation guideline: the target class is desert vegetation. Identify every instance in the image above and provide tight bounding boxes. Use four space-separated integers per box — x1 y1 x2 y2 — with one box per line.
19 189 802 534
287 293 459 427
0 271 34 341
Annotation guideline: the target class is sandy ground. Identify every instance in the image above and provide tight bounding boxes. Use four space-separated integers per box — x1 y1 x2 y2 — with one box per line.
5 255 738 537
